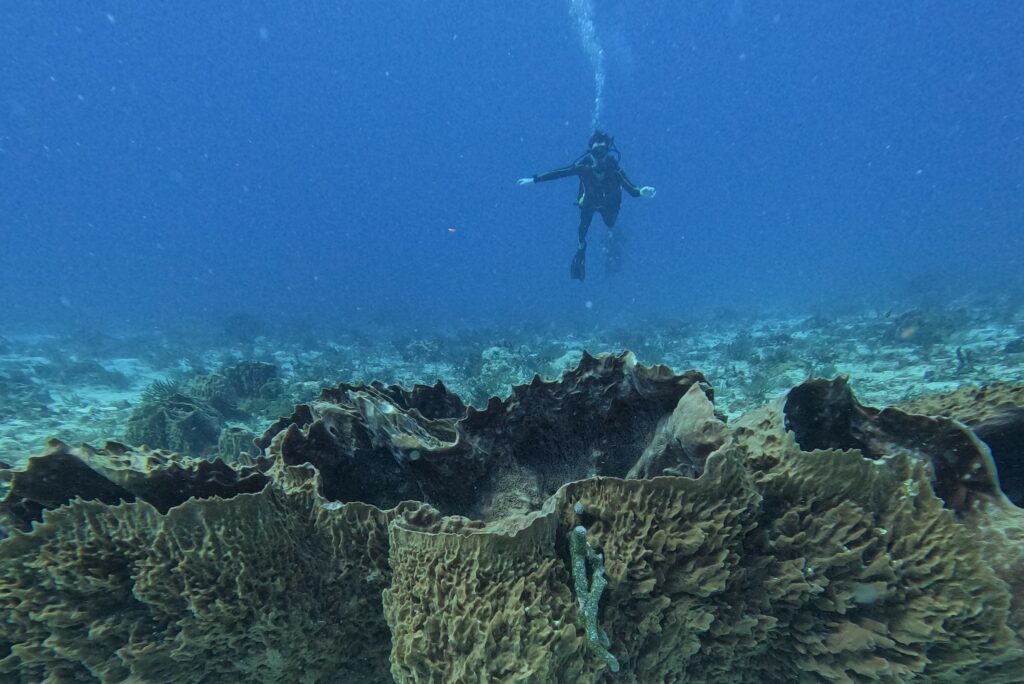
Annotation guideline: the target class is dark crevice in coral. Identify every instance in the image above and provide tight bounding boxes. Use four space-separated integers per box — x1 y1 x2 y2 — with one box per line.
0 440 271 532
784 376 1004 513
261 351 706 519
973 407 1024 507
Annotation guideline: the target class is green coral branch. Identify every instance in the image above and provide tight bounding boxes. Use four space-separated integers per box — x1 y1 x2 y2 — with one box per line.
569 523 620 673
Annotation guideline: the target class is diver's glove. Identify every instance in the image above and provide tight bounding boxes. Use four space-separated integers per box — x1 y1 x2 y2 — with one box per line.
640 186 656 198
517 177 535 186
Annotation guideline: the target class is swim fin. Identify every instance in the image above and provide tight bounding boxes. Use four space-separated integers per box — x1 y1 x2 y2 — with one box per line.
570 247 586 281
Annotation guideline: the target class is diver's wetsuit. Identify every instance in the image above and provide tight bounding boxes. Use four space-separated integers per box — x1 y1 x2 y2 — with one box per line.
533 152 642 279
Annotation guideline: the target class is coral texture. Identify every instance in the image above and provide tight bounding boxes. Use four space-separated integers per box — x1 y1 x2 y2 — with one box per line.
897 381 1024 507
124 390 224 456
383 508 591 683
0 438 269 535
256 352 708 520
1 355 1022 682
0 471 401 683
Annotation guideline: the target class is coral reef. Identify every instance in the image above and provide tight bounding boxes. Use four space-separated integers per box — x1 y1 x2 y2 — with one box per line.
1 354 1023 682
217 425 259 461
186 360 281 418
255 352 706 519
383 506 590 683
896 382 1024 507
627 382 728 479
124 389 225 457
3 297 1022 456
0 472 400 683
0 367 52 422
121 361 288 460
780 377 1004 516
0 439 270 536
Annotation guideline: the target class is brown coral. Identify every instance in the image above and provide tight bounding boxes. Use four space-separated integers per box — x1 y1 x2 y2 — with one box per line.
739 377 1006 517
896 381 1024 424
384 509 591 683
1 356 1022 682
258 351 708 520
0 438 270 535
0 475 402 683
897 381 1024 508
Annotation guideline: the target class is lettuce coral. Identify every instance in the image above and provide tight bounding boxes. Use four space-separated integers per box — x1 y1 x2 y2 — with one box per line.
1 354 1022 682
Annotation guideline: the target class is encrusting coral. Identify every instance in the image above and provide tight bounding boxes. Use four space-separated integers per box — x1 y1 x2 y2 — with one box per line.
1 353 1022 682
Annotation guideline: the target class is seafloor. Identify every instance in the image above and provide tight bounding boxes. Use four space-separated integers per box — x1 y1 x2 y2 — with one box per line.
1 299 1022 463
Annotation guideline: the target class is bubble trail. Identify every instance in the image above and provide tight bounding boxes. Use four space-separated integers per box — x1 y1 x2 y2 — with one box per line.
568 0 605 129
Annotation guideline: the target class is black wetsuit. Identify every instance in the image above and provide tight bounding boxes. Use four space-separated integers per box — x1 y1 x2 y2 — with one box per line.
533 152 642 247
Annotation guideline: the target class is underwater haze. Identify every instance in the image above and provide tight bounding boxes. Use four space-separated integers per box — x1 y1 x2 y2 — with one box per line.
2 1 1022 334
5 3 1024 682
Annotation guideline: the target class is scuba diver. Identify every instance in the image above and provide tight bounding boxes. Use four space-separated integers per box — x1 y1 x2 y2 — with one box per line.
518 130 656 281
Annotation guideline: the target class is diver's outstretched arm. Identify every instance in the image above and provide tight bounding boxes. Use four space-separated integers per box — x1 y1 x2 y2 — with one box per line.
516 177 534 186
531 165 581 183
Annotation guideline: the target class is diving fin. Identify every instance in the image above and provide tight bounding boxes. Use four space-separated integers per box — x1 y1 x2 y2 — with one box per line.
570 248 586 281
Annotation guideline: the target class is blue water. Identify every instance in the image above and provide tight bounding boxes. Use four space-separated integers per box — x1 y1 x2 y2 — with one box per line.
1 1 1022 335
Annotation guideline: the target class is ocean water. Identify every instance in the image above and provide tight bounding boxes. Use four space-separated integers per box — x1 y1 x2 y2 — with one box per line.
2 1 1021 334
1 2 1023 682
